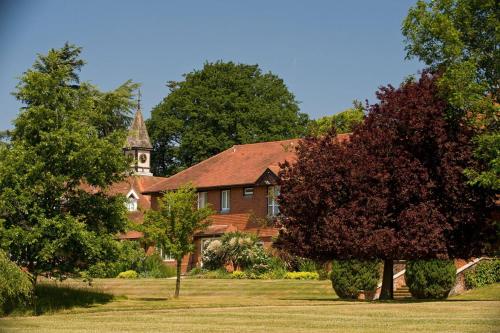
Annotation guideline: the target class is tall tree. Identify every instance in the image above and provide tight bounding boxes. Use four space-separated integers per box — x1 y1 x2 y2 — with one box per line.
148 61 310 176
276 73 496 299
309 101 364 136
0 43 137 284
142 184 213 298
402 0 499 190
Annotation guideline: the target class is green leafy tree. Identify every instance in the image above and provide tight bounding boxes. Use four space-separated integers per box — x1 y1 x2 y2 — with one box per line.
402 0 499 190
0 130 11 148
0 43 136 285
147 61 310 176
142 184 213 297
309 101 364 135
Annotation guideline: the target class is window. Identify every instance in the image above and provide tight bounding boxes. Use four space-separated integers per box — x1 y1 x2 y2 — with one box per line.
221 189 230 213
267 186 280 216
197 191 208 209
243 187 254 196
126 195 138 212
157 246 174 261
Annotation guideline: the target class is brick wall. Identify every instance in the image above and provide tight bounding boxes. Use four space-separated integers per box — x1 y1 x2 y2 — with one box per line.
203 186 269 217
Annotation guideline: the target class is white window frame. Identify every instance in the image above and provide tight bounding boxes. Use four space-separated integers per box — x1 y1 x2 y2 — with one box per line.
157 245 175 262
126 189 139 212
243 187 254 196
197 191 208 209
221 189 230 213
267 185 280 216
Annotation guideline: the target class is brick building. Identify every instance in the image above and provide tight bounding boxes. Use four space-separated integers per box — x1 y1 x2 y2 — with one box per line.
142 139 309 272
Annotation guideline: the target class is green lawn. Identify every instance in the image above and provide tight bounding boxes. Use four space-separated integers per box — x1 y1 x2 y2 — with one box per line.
1 279 499 333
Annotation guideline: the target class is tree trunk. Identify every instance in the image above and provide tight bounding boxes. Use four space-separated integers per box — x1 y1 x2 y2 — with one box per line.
31 273 38 315
379 259 393 300
174 258 182 298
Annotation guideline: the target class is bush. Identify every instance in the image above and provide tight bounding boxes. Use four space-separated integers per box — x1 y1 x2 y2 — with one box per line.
84 241 146 278
117 270 138 279
0 251 33 315
284 272 319 280
138 254 176 278
86 262 121 279
202 232 272 272
464 259 500 289
331 260 380 299
231 271 246 279
406 260 456 299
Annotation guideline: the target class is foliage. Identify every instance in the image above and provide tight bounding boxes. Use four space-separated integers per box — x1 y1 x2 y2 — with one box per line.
402 0 499 190
142 183 213 297
83 240 146 278
0 250 33 315
147 61 310 176
464 259 500 289
277 72 496 298
231 270 246 279
309 101 364 136
284 272 319 280
117 270 138 279
202 232 272 272
406 260 456 299
139 254 176 278
0 44 136 282
330 260 380 299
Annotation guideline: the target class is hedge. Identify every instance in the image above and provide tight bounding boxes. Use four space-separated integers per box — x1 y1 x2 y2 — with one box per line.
406 260 456 299
330 260 380 299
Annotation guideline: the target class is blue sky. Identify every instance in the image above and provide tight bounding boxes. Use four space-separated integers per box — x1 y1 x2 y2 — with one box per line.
0 0 423 129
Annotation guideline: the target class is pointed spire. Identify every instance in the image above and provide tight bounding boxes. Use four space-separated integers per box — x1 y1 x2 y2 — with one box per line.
123 90 153 149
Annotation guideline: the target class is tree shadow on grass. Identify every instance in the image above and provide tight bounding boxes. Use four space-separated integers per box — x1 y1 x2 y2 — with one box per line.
31 283 115 315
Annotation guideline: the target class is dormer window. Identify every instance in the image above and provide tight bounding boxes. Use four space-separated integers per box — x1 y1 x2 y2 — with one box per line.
126 189 139 212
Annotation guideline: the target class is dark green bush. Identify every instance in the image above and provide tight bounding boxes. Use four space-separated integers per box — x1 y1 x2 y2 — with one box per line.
0 251 33 315
85 241 146 278
464 259 500 289
406 260 456 299
331 260 381 299
138 254 176 278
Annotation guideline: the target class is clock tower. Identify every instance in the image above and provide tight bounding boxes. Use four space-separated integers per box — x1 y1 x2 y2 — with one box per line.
123 92 153 176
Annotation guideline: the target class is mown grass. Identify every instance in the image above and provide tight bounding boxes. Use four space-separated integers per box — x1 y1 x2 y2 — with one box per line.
1 279 499 333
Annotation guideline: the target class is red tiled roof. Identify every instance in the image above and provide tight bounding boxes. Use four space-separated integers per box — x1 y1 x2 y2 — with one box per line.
143 139 297 193
81 175 165 237
144 135 349 194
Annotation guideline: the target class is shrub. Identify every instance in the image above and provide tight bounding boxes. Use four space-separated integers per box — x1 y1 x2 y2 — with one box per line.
231 271 246 279
464 259 500 289
284 272 319 280
86 262 121 278
0 251 33 315
117 270 138 279
330 260 380 299
406 260 456 299
138 254 176 278
187 267 207 276
202 232 272 272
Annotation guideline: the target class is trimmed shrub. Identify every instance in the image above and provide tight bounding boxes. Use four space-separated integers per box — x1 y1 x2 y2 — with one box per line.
0 251 33 315
331 260 380 299
406 260 456 299
284 272 319 280
464 259 500 289
117 270 138 279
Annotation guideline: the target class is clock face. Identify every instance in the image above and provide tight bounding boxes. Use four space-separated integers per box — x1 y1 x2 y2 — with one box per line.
139 153 147 163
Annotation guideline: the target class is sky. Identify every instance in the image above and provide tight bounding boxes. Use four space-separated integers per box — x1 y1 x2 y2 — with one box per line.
0 0 423 129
